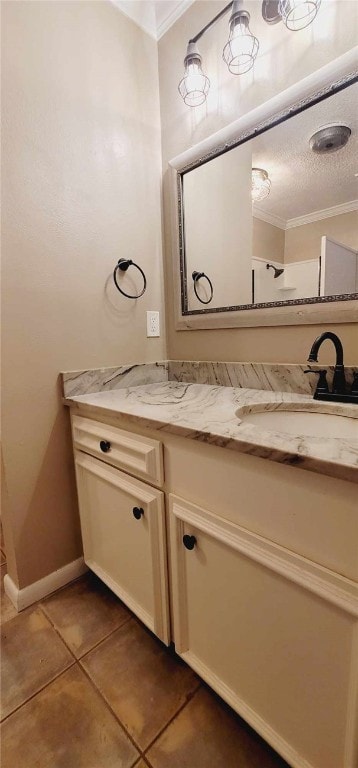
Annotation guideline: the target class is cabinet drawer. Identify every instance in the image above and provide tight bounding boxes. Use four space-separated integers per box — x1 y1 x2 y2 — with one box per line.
74 451 169 643
72 415 163 487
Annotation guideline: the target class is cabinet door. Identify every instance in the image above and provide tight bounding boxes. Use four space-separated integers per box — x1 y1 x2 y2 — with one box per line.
74 451 169 643
169 494 358 768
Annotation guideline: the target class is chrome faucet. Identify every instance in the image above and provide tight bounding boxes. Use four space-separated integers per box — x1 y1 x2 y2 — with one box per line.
305 332 358 404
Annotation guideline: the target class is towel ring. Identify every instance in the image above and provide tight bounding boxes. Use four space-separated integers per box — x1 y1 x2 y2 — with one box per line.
192 271 214 305
113 259 147 299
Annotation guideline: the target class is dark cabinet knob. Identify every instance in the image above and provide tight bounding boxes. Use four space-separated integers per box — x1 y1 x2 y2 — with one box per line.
133 507 144 520
183 534 196 551
100 440 111 453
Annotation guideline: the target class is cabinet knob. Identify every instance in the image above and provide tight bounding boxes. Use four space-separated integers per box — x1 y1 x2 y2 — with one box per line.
183 534 196 551
133 506 144 520
100 440 111 453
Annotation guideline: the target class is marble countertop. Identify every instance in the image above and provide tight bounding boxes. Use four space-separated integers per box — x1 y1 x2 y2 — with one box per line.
64 382 358 484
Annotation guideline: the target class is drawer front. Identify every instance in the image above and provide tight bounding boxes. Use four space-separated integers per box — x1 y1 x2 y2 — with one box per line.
74 451 169 643
72 415 163 487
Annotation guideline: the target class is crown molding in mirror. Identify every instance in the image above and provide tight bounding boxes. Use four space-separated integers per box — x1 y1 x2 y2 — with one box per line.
169 48 358 330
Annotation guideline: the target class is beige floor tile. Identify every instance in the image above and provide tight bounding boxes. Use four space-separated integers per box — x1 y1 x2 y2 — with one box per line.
147 686 290 768
0 565 18 625
1 606 74 719
1 665 139 768
42 571 131 657
82 619 199 750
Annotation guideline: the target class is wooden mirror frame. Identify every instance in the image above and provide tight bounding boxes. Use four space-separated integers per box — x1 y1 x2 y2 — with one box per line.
169 48 358 330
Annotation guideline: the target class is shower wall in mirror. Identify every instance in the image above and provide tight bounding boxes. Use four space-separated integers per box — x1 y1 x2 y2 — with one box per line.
178 75 358 317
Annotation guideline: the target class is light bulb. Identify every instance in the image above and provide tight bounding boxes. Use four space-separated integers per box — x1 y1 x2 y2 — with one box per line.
178 42 210 107
252 168 271 202
279 0 321 31
223 6 259 75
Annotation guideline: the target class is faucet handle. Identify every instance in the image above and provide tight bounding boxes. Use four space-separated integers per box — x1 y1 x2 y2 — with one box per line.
304 369 329 394
351 372 358 395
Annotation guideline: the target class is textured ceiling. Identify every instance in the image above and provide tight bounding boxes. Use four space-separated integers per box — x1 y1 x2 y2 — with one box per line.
252 82 358 222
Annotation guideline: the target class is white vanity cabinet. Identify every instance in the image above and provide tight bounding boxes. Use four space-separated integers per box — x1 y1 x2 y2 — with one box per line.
72 415 170 644
169 495 357 768
70 409 358 768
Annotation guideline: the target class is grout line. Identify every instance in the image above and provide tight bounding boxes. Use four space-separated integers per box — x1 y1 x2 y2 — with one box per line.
0 662 76 724
38 604 79 663
78 661 145 759
39 602 132 662
77 615 133 661
142 680 202 757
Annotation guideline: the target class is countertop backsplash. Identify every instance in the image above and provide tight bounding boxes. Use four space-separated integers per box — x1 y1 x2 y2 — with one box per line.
61 360 358 398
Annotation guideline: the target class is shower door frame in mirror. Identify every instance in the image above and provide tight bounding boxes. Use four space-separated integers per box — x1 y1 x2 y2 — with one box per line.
169 49 358 330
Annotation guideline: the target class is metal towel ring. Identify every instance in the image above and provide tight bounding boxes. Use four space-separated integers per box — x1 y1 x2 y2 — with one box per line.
113 259 147 299
192 271 214 305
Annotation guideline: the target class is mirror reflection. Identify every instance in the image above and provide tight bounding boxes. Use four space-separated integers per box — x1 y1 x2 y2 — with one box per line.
182 81 358 313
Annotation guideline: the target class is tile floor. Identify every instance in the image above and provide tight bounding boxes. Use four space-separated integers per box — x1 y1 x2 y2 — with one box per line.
1 557 290 768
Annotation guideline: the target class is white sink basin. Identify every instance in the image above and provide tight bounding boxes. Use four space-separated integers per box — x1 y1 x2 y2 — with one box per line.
238 409 358 440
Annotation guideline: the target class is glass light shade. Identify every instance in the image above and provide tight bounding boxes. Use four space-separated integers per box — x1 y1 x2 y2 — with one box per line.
279 0 321 30
251 168 271 202
178 47 210 107
223 11 259 75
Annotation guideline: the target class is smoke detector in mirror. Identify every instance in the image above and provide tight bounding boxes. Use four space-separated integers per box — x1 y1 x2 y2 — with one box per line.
309 124 351 153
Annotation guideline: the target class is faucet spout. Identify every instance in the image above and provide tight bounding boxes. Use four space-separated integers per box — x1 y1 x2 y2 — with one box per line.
307 332 345 394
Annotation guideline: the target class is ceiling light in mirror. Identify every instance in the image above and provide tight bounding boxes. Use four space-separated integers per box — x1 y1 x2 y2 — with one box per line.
223 4 259 75
279 0 321 31
251 168 271 202
178 42 210 107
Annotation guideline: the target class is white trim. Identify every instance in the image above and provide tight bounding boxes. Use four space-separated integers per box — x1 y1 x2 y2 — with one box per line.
170 496 358 617
156 0 195 40
286 200 358 229
110 0 195 41
110 1 157 40
3 557 87 612
86 559 154 634
253 208 287 230
254 200 358 231
182 653 316 768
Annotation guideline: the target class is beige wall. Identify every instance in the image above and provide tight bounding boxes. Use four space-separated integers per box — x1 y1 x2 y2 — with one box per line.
284 210 358 263
1 1 165 588
158 0 358 364
252 218 285 264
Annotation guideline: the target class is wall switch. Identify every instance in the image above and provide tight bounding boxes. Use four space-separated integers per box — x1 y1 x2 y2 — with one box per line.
146 311 160 337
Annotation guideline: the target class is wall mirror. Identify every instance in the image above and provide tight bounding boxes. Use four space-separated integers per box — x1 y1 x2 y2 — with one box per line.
169 50 358 329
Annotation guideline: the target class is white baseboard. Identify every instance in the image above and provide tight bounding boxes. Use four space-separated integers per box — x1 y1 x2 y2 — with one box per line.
4 557 88 612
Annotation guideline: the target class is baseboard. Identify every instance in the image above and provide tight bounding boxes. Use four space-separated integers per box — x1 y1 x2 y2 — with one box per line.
4 557 88 612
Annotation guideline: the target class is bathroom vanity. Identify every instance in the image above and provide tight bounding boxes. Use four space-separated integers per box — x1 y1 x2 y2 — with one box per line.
64 375 358 768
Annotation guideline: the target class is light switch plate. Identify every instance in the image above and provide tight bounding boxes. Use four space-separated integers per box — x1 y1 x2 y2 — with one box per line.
146 311 160 337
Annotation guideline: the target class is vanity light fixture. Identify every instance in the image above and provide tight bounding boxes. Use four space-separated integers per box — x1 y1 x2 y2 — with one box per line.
179 0 322 107
251 168 271 202
178 42 210 107
278 0 321 31
222 4 259 75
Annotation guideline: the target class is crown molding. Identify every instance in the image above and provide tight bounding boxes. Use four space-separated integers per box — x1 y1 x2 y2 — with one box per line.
254 199 358 231
253 207 287 230
110 1 195 41
285 199 358 229
157 0 195 39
